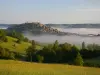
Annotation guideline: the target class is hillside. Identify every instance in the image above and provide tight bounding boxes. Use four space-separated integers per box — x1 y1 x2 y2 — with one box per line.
7 22 67 36
0 36 42 54
0 60 100 75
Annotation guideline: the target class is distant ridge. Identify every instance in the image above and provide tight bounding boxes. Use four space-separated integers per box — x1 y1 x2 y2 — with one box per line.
7 22 66 36
0 24 11 26
46 24 100 28
0 24 12 29
1 23 100 28
6 22 100 37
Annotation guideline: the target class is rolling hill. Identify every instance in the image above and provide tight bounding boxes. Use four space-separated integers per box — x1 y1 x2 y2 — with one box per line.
0 36 42 54
7 22 61 36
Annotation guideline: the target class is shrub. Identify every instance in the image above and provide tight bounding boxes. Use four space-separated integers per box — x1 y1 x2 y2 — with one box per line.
24 37 29 42
16 39 21 44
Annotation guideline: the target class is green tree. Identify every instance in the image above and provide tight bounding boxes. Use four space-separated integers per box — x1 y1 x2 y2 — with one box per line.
32 40 36 47
26 40 36 62
74 52 84 66
11 30 16 38
61 43 72 51
53 40 59 50
42 44 56 63
71 45 79 51
9 52 15 60
0 29 7 42
4 48 10 58
82 42 86 50
36 55 44 63
24 37 29 42
0 46 5 58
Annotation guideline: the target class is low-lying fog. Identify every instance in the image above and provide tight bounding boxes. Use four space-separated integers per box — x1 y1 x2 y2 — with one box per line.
52 27 100 35
24 28 100 45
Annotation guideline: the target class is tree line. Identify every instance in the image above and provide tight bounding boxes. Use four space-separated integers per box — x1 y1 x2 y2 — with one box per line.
26 40 100 67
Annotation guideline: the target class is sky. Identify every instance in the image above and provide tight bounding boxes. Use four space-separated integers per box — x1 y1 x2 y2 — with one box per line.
0 0 100 24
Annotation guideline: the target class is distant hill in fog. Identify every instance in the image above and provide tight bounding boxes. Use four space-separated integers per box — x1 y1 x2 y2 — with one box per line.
1 23 100 29
7 22 63 36
0 24 11 26
0 24 11 29
46 24 100 28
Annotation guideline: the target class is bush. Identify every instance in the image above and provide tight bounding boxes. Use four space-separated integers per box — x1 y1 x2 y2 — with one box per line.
4 37 8 42
16 39 21 44
24 37 29 42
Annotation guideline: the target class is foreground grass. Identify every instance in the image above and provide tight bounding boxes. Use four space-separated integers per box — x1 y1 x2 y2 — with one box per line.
0 60 100 75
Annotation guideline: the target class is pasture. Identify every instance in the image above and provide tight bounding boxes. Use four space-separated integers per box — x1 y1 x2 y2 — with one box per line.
0 60 100 75
0 36 42 53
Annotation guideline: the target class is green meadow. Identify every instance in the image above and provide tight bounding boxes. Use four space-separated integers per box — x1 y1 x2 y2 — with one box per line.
0 36 42 53
0 60 100 75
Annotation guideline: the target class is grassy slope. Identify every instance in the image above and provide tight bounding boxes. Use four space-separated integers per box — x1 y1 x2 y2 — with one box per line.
0 36 42 53
0 60 100 75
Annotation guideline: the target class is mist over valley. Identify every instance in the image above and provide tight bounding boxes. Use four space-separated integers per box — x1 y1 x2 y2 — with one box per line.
24 28 100 45
1 23 100 45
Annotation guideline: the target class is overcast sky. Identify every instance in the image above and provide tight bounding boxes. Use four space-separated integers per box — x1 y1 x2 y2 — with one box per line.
0 0 100 24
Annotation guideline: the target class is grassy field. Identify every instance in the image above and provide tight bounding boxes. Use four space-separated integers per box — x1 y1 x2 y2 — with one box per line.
0 60 100 75
0 36 42 53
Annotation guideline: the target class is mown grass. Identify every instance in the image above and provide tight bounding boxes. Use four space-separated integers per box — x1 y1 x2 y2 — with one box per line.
0 60 100 75
0 36 42 53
